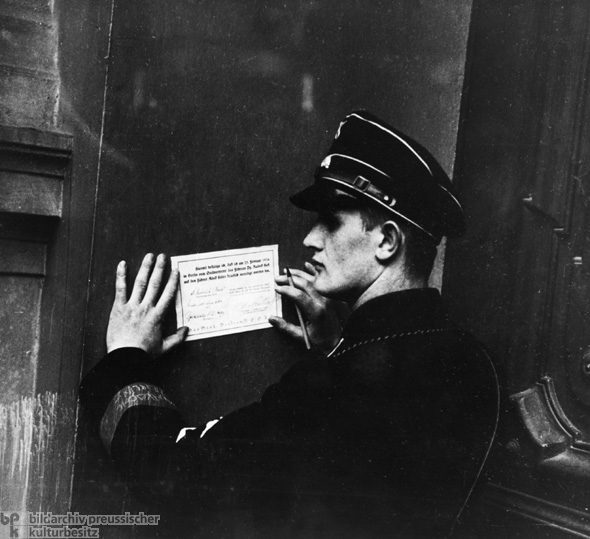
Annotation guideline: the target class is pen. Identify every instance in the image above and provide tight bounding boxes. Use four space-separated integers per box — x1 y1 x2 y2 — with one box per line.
286 268 311 350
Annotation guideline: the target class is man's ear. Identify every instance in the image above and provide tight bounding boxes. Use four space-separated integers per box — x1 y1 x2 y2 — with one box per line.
375 220 404 263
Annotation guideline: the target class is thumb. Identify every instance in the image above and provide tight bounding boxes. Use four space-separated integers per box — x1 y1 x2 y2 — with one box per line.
162 326 189 354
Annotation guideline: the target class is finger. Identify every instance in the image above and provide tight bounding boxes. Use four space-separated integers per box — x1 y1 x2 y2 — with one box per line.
292 271 327 301
114 261 128 304
143 253 166 305
304 262 318 276
155 268 180 315
277 271 321 300
275 284 315 314
268 316 304 341
130 253 155 303
274 274 290 286
162 326 189 355
285 267 315 284
275 267 314 286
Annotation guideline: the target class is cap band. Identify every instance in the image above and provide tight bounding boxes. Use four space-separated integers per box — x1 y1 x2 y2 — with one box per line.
315 172 436 240
316 169 396 207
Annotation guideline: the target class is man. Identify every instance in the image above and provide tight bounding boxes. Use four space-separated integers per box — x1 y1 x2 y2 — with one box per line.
80 111 499 538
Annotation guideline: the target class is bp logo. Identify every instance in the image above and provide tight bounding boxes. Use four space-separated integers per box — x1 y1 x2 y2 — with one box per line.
0 512 26 539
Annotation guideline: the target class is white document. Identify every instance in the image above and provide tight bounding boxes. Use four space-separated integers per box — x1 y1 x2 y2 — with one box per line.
171 245 281 341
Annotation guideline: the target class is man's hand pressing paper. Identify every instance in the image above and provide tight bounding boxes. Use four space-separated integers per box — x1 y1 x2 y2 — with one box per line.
107 252 188 356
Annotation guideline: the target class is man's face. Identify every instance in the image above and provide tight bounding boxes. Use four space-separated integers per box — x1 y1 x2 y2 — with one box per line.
303 206 382 303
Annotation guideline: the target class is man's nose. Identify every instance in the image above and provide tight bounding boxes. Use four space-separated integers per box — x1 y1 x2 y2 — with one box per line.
303 223 323 251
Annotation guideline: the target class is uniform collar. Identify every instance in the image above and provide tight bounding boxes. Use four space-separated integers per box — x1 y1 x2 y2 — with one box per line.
341 287 453 339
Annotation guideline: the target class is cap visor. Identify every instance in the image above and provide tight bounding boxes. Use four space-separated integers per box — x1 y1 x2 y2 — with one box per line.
290 183 331 211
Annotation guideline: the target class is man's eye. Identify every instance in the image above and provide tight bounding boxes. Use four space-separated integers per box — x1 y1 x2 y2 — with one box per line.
317 212 340 230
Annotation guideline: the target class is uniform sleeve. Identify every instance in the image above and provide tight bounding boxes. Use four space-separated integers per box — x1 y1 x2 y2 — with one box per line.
78 348 317 513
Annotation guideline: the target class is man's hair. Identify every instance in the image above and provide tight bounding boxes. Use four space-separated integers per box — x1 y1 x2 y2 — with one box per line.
358 203 438 281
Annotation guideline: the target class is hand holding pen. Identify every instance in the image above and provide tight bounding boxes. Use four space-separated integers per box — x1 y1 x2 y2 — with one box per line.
286 267 311 349
269 264 342 355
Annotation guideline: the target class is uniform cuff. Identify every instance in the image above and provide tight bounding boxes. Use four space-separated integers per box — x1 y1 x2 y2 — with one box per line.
79 347 160 421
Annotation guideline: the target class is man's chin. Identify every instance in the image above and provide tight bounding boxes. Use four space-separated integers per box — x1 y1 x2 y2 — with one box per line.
312 279 331 297
314 282 349 303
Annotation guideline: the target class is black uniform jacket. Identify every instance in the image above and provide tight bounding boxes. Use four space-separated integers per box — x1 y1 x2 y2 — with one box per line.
80 288 499 538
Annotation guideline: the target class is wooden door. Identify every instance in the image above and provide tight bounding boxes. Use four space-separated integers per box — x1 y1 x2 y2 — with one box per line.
71 1 473 536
